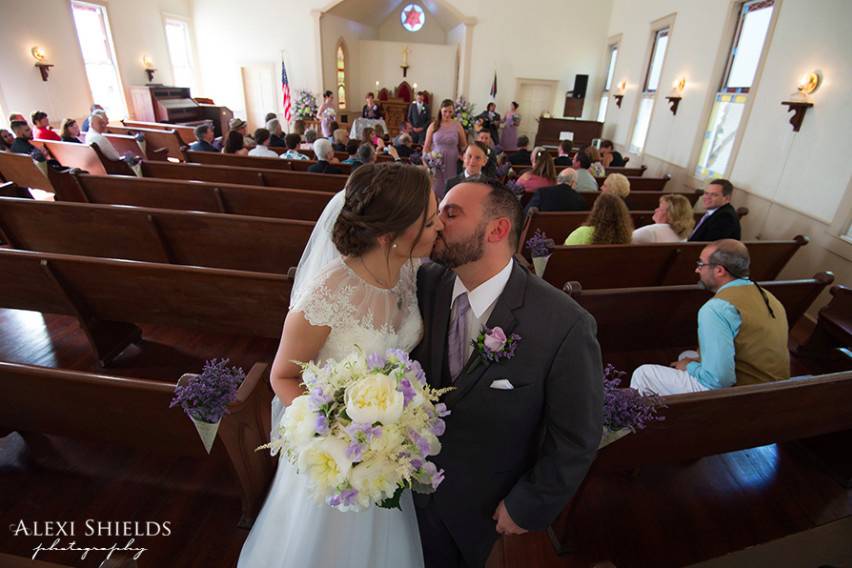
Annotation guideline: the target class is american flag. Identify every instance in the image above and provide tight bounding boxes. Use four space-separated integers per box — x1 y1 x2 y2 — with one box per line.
281 61 292 123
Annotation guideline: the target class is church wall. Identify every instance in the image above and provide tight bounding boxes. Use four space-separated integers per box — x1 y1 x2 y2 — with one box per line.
0 0 191 126
605 0 852 315
320 14 377 115
376 5 447 45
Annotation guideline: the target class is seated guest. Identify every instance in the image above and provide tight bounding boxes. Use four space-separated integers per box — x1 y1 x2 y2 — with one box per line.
341 139 361 164
506 135 531 165
308 139 343 174
264 112 277 123
10 120 47 157
349 143 376 171
572 146 599 193
633 194 695 243
372 124 388 149
228 118 256 149
472 130 499 176
300 129 318 150
328 121 340 137
445 141 490 194
0 128 14 151
8 113 27 123
293 119 306 137
223 130 249 156
393 133 414 158
60 119 82 143
689 179 741 241
249 128 278 157
85 113 122 161
360 126 375 146
554 140 573 166
267 118 286 147
599 139 626 167
600 173 630 199
525 168 589 214
631 239 789 395
564 192 633 245
516 147 556 193
81 104 102 132
281 133 309 160
362 92 382 119
586 146 606 177
31 111 61 141
332 128 349 152
189 124 218 152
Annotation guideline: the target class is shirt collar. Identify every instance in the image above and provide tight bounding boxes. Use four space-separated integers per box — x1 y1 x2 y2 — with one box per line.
717 278 750 292
451 259 513 319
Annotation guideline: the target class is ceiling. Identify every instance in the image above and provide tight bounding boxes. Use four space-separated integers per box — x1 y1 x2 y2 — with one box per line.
325 0 464 30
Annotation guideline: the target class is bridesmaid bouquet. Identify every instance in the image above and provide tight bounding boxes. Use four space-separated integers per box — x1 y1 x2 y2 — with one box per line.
422 151 444 175
511 113 521 126
269 349 451 511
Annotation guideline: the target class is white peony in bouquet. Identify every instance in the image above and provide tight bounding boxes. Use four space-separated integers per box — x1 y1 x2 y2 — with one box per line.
268 348 451 511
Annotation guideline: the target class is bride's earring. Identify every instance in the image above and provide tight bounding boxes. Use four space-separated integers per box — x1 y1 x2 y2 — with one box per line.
392 242 398 249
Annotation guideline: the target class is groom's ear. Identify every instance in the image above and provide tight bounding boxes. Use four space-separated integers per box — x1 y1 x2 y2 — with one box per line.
486 217 511 244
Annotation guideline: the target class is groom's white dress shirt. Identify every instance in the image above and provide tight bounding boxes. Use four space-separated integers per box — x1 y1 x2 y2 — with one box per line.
450 259 513 361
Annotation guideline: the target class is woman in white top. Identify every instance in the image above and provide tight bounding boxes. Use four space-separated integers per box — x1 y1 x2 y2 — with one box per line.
632 194 695 243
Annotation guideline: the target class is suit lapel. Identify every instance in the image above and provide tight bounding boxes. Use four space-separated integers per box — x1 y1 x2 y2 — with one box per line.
429 269 455 388
445 262 527 407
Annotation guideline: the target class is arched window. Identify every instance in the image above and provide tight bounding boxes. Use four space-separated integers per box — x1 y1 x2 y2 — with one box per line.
336 42 347 109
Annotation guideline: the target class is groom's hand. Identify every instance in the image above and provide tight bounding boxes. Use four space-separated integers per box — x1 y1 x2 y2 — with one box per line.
492 500 527 536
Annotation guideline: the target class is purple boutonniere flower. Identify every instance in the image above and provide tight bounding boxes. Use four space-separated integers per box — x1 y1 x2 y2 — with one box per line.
463 326 522 375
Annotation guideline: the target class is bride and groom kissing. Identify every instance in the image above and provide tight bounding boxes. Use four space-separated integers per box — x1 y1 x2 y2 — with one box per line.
238 162 604 568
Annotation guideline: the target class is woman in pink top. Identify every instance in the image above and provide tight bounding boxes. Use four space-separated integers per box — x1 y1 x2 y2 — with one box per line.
517 147 556 193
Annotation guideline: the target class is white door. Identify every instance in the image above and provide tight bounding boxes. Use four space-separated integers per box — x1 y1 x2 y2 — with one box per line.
241 64 276 132
516 81 557 143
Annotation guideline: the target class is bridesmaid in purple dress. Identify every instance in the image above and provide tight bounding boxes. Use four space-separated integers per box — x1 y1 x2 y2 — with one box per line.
317 91 335 138
500 101 520 152
423 99 467 199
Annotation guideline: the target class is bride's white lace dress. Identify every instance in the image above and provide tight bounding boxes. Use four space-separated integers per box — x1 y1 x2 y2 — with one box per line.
238 257 425 568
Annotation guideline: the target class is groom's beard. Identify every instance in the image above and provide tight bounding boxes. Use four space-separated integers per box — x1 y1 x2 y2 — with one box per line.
430 223 486 269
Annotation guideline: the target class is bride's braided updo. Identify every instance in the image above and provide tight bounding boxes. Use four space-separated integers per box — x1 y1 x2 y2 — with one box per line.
332 162 433 257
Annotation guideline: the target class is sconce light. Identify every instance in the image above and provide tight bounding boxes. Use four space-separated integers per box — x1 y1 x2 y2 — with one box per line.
613 80 627 108
31 46 54 82
665 77 686 115
413 82 418 90
141 55 157 82
781 70 821 132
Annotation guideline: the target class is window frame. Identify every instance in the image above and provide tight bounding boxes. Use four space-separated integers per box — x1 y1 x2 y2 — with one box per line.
597 38 620 123
161 13 198 92
627 17 674 155
336 40 347 110
718 0 775 94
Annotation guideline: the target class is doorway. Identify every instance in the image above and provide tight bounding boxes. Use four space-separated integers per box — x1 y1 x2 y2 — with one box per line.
515 79 558 144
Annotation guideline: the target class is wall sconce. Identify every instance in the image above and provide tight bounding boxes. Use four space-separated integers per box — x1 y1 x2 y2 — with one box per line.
141 55 157 83
665 77 686 115
781 70 821 132
31 46 54 82
613 80 627 108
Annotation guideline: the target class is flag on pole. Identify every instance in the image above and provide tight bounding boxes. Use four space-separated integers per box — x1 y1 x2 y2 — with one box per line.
281 60 292 123
490 71 497 99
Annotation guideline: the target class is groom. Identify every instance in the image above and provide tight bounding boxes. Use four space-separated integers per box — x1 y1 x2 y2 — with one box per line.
413 177 603 567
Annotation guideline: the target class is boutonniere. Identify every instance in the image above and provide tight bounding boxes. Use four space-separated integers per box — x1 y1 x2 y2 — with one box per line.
462 326 522 375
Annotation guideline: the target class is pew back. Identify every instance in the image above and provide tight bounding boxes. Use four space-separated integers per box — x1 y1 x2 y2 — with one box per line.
0 151 54 191
576 190 702 210
39 140 107 175
121 119 199 145
108 126 185 161
140 160 347 192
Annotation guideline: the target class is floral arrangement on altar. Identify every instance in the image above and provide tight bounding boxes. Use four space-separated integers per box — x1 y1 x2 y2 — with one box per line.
601 364 665 447
170 359 245 453
267 348 451 511
294 90 319 120
453 96 476 130
422 150 444 175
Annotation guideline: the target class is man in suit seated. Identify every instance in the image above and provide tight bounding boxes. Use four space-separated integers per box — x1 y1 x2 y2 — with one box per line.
688 179 741 241
394 133 415 158
599 139 626 167
362 92 383 119
631 239 789 395
445 141 491 194
554 140 573 166
189 124 219 153
307 138 343 174
506 135 531 166
407 91 431 144
523 168 589 215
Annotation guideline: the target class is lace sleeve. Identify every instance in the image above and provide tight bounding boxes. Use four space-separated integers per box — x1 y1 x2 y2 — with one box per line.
291 261 352 329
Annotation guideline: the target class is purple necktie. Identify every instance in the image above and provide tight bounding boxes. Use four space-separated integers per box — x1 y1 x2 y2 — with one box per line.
690 210 713 238
448 293 471 381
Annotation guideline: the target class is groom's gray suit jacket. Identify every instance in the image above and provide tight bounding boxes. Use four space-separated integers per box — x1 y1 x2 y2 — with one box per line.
413 260 603 566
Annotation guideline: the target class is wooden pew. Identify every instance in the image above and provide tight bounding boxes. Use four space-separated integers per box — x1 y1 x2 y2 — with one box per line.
564 272 832 355
541 236 807 290
103 132 145 160
108 125 185 161
38 140 107 175
121 119 200 145
140 160 347 192
185 149 356 175
271 146 349 161
795 285 852 372
53 171 333 221
0 151 54 191
519 208 748 250
511 164 647 177
594 175 670 191
0 197 314 274
548 368 852 554
576 190 702 210
0 360 275 528
287 159 354 174
0 248 289 365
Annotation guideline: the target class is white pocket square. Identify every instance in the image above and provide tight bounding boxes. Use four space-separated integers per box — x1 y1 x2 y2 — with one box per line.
489 379 514 390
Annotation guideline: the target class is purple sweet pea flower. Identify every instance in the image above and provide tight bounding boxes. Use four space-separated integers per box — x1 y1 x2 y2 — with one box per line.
346 440 365 461
434 403 450 418
385 348 411 366
328 488 359 508
316 414 331 436
483 327 507 352
308 386 333 410
420 461 445 490
408 429 432 457
367 352 387 369
429 418 446 436
399 378 416 406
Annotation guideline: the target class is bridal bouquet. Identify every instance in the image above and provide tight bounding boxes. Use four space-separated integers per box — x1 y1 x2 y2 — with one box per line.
270 349 451 512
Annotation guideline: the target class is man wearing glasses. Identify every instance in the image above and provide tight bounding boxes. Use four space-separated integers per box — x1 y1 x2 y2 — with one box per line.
630 239 789 395
689 179 741 241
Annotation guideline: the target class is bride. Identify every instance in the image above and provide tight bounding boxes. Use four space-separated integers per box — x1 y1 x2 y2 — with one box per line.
238 163 442 568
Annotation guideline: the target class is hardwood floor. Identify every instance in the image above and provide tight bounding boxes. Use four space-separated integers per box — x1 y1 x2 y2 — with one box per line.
2 308 849 567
